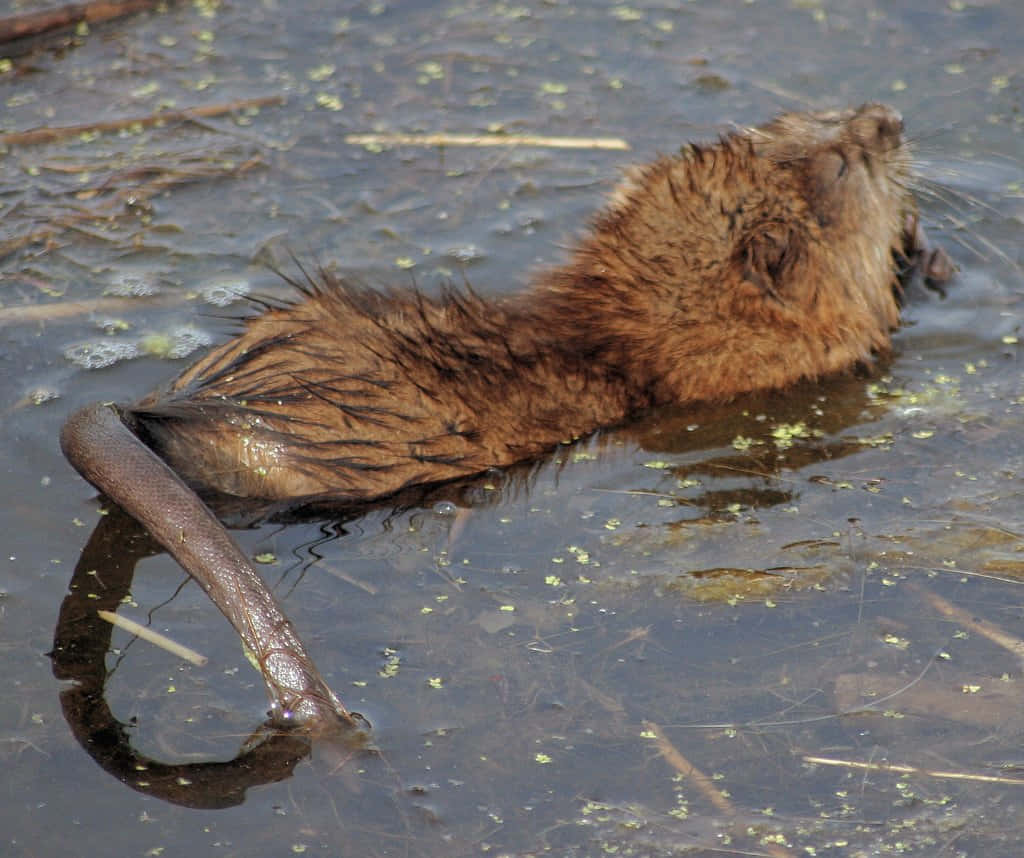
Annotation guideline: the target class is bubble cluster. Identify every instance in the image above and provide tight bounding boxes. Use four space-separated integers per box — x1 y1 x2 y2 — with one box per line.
103 272 161 298
64 339 140 370
200 278 252 307
446 244 484 263
27 387 60 405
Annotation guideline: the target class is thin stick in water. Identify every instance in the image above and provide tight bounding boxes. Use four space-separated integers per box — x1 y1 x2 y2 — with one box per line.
344 132 630 151
97 608 208 666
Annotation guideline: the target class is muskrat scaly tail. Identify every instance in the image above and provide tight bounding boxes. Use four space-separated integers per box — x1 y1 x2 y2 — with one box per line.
61 402 355 727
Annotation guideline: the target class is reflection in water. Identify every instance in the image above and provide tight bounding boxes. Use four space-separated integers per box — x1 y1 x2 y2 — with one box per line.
50 506 372 809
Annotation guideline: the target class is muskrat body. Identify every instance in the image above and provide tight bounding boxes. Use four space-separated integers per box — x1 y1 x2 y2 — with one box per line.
60 103 951 729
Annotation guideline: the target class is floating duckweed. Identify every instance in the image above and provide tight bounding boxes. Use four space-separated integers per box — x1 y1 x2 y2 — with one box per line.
568 545 591 564
140 326 213 360
96 317 133 335
315 93 343 111
416 61 444 83
307 63 335 82
731 435 757 451
379 648 401 678
64 339 140 369
610 6 644 22
770 421 811 449
539 81 568 95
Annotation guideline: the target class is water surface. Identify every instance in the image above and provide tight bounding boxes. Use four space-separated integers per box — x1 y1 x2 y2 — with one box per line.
1 1 1022 855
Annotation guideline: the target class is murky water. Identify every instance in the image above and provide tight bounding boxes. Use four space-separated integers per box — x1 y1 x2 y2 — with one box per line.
1 0 1022 855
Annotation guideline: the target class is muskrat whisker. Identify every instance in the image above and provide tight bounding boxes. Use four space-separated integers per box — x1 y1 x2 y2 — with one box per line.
917 174 1010 223
941 212 1019 269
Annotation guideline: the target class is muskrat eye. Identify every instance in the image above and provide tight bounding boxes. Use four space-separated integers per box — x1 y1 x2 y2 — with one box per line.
804 150 851 226
812 150 847 184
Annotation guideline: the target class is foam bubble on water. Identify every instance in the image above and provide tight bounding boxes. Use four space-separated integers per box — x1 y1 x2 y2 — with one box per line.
64 339 140 370
103 272 161 298
164 325 214 359
200 278 252 307
446 244 484 263
27 387 60 405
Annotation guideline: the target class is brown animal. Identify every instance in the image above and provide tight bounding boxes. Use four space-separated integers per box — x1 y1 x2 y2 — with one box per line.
60 103 951 729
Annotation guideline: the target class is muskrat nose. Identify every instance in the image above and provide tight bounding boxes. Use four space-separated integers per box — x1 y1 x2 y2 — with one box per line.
850 103 904 152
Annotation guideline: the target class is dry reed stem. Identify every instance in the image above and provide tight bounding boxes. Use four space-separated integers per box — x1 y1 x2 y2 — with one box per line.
97 608 208 666
804 755 1024 786
344 132 630 151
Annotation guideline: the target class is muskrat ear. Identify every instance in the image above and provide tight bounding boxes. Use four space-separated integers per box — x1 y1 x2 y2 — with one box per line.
740 223 797 302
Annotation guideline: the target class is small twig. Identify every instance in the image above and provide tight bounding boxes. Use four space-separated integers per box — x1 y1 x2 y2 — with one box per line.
804 755 1024 786
643 720 734 814
344 132 630 151
0 96 284 147
0 0 157 45
98 608 208 666
911 581 1024 663
0 292 187 325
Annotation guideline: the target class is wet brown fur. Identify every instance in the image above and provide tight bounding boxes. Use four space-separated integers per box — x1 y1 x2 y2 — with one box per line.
132 104 914 507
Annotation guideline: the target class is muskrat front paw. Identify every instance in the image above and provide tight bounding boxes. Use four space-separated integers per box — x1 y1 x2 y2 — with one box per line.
901 212 955 291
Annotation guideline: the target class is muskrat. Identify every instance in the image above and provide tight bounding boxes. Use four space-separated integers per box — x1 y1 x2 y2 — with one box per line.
60 102 952 730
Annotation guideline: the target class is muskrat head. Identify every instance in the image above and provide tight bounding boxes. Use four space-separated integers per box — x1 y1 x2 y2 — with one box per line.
749 102 911 277
546 103 916 405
